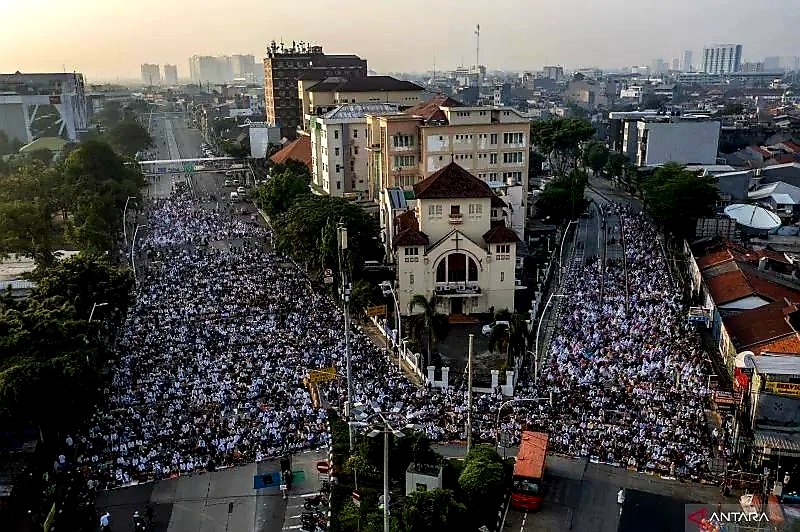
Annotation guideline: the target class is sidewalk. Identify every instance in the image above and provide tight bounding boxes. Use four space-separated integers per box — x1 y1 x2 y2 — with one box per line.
359 318 425 387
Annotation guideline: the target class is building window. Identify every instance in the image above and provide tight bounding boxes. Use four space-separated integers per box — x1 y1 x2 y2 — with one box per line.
503 132 524 144
490 153 498 164
468 203 483 218
335 147 340 156
334 130 339 139
393 134 414 147
353 129 358 138
393 155 415 168
503 171 523 182
405 247 419 256
353 146 359 155
428 204 443 217
490 133 498 144
489 172 498 181
336 164 341 173
409 273 415 285
503 152 524 164
450 204 460 216
336 181 341 189
500 272 505 282
496 244 511 261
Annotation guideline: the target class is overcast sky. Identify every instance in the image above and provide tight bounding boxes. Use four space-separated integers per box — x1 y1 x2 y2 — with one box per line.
2 0 799 81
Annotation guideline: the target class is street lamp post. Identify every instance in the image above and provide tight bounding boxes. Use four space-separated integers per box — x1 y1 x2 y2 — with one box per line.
533 293 566 383
338 223 354 451
354 412 408 532
123 196 137 246
380 281 402 372
131 224 147 283
88 302 109 323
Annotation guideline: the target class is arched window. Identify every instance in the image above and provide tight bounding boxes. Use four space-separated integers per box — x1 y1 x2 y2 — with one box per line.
435 253 479 284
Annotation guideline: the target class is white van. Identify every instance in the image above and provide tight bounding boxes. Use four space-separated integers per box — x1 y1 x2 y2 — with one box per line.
230 191 240 201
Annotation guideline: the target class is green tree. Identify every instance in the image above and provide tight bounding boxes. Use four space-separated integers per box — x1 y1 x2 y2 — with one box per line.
717 103 745 116
583 141 610 176
409 294 449 363
252 167 310 218
273 195 382 280
106 120 154 157
535 169 589 223
0 130 24 156
458 445 507 528
350 279 381 317
641 162 719 239
219 138 249 158
401 489 467 532
530 118 595 175
604 151 629 180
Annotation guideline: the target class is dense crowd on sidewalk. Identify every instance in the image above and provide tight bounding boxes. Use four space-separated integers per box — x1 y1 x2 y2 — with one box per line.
55 192 712 490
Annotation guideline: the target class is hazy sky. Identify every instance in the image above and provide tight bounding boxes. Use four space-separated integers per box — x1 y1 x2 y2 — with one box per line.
2 0 799 81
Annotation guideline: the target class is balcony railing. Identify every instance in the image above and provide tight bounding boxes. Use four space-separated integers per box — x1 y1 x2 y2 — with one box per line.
435 281 480 295
449 213 463 224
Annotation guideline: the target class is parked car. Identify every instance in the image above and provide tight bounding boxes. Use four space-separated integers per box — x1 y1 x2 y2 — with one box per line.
482 321 509 335
224 179 233 187
230 192 240 201
236 186 246 195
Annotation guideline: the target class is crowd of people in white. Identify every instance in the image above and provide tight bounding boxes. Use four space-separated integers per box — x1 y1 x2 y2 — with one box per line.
68 192 711 489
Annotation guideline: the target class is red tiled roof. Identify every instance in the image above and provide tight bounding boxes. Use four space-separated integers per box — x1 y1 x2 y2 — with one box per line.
394 228 428 247
705 270 754 304
270 136 312 171
725 301 797 348
751 333 800 355
404 94 461 124
414 162 494 199
394 210 418 233
696 249 734 270
483 225 520 244
745 272 800 303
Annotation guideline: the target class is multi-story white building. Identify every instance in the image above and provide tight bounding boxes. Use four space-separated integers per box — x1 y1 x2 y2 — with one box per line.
393 162 520 316
308 103 401 198
702 44 743 74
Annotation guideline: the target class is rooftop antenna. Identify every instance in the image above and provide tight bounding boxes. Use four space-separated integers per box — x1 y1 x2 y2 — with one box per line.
475 24 481 96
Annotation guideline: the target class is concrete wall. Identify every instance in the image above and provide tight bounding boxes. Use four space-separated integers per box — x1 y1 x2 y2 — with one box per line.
641 121 721 166
0 101 28 143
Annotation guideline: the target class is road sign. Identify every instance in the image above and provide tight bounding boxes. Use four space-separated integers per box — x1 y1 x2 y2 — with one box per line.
308 367 336 384
183 163 194 173
352 491 361 506
366 305 387 317
324 268 333 277
323 276 334 284
316 461 330 474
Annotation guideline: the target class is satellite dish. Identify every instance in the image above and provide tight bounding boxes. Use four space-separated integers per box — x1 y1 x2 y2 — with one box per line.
724 204 781 231
735 351 755 368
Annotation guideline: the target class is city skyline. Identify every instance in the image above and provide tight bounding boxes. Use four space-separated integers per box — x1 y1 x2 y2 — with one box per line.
2 0 799 81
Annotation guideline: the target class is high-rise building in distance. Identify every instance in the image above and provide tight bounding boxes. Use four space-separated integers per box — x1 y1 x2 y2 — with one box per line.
163 64 178 85
140 64 161 85
702 44 742 74
263 41 367 139
682 50 693 72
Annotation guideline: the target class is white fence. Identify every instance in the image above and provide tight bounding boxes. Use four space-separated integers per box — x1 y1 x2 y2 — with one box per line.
370 316 429 385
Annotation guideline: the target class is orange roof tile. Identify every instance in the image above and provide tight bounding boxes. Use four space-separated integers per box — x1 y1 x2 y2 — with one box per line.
746 272 800 304
696 249 735 270
705 270 754 304
725 301 797 347
750 333 800 356
270 136 312 171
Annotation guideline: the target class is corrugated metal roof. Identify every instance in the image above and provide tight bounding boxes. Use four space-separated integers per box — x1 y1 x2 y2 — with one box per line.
322 103 400 120
0 280 36 290
749 354 800 376
753 430 800 452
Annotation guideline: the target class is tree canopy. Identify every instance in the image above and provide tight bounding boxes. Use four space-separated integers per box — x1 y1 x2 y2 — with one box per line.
457 445 507 527
582 141 610 176
252 165 311 218
272 195 382 280
401 489 467 532
535 169 589 223
106 120 154 157
530 117 595 175
641 162 719 239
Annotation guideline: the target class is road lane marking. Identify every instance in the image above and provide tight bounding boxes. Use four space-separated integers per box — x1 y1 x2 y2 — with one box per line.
520 511 528 532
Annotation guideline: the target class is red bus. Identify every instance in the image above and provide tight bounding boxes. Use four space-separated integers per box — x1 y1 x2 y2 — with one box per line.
511 431 548 511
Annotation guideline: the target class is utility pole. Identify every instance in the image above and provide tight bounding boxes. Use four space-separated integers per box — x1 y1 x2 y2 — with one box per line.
466 333 474 453
338 223 354 450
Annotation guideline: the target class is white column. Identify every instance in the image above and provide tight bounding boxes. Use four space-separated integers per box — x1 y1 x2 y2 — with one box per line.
441 367 450 390
427 365 436 385
490 369 500 389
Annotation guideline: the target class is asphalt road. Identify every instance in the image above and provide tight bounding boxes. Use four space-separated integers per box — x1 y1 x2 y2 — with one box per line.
98 113 302 532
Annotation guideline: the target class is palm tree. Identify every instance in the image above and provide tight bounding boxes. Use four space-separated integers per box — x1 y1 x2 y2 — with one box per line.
506 314 529 368
409 293 443 364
